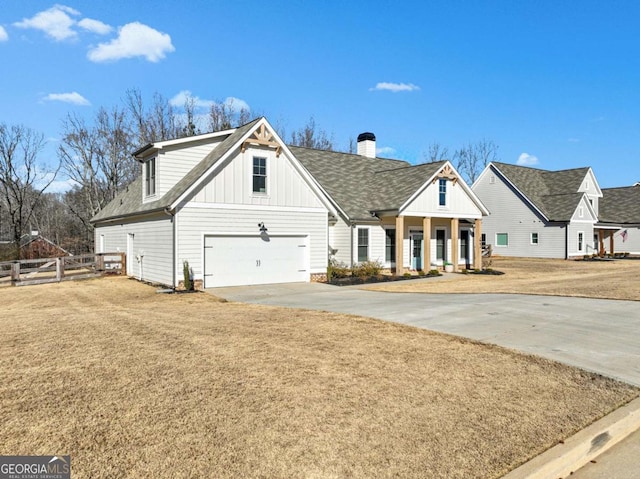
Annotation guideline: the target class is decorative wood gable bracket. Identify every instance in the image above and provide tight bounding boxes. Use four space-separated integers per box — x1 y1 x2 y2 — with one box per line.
433 164 458 184
241 124 281 157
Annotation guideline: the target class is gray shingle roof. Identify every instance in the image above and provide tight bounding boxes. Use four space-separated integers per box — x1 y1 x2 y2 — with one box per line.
492 162 590 221
290 146 446 220
91 118 261 223
600 186 640 224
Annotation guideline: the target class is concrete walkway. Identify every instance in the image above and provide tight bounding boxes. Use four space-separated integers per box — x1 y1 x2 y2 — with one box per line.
208 281 640 478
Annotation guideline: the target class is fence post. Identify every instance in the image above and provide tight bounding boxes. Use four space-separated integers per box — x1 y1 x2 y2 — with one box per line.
120 252 126 275
11 261 20 285
56 257 64 282
96 253 105 272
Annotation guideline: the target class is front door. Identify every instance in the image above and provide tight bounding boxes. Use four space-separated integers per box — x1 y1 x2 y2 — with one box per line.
411 232 423 270
436 229 446 264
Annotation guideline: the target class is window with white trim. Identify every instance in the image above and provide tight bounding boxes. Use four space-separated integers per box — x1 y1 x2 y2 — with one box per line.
357 228 369 262
252 157 267 194
531 232 539 245
438 179 447 206
577 231 584 252
145 157 156 196
496 233 508 247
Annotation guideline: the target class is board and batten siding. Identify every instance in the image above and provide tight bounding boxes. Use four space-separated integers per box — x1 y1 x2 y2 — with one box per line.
176 206 328 280
189 145 324 209
473 167 567 258
402 179 483 219
150 137 225 199
94 213 174 285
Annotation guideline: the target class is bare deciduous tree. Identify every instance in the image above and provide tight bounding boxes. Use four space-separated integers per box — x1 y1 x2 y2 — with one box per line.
125 88 180 144
208 98 251 132
0 123 59 259
424 142 450 163
454 139 498 184
289 117 334 150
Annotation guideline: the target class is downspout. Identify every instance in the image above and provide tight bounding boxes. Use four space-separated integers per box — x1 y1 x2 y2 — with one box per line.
350 222 355 268
564 223 569 260
163 207 176 289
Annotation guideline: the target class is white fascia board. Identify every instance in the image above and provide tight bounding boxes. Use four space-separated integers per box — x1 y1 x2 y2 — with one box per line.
169 117 337 217
399 161 490 216
489 162 550 222
133 129 235 160
587 167 604 197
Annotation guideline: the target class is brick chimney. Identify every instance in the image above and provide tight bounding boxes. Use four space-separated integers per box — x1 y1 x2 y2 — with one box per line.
357 132 376 158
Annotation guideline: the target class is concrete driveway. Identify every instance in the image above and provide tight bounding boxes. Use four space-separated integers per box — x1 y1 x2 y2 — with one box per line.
209 282 640 386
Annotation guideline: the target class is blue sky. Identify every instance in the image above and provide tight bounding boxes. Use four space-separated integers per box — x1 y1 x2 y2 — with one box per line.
1 1 639 190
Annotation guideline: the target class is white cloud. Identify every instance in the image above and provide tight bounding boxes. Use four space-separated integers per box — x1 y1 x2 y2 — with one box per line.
170 91 250 113
77 18 112 35
369 82 420 93
376 146 396 156
14 4 80 41
43 92 91 106
517 152 539 166
0 26 8 42
87 22 174 62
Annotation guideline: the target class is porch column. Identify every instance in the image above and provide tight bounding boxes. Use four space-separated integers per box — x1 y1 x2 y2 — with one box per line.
610 232 615 255
395 216 404 275
422 217 431 271
451 218 459 272
474 219 482 270
599 230 605 256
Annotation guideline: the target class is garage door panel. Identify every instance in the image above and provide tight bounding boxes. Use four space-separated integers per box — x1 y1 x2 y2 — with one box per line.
204 235 309 287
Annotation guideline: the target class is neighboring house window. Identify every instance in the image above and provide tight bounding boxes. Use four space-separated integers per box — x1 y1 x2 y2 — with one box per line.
578 232 584 252
357 228 369 262
385 228 396 264
439 179 447 206
481 233 486 248
145 157 156 196
531 232 539 245
589 198 593 206
253 157 267 193
496 233 508 247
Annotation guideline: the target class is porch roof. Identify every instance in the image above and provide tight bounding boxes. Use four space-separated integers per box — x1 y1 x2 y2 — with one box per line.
599 186 640 224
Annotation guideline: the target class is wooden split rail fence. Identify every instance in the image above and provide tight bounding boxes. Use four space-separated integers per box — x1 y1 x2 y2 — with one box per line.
0 252 126 287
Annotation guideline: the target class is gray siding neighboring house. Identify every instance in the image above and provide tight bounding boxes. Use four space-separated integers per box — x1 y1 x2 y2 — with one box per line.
473 162 601 258
598 185 640 254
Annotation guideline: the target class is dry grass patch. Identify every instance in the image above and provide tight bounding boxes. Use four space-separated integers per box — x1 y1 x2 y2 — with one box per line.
0 277 637 478
367 257 640 301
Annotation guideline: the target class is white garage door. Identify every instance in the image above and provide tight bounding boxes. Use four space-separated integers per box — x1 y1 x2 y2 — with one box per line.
204 234 309 288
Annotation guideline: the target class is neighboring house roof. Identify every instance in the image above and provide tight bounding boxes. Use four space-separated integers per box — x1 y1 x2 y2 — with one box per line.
599 186 640 224
490 162 592 221
19 233 71 255
91 118 262 223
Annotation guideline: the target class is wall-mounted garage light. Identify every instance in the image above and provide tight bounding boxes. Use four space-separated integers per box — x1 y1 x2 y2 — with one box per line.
258 222 268 233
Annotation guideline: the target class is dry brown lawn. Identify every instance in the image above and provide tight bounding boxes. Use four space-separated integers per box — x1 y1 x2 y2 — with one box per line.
368 257 640 300
0 277 637 478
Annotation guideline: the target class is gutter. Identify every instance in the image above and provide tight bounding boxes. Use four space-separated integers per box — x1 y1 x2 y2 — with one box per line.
163 207 177 289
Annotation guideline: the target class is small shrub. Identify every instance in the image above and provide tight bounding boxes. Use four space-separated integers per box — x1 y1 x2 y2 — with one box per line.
352 260 383 278
428 269 440 276
328 258 350 279
403 272 412 278
418 269 426 277
183 260 193 291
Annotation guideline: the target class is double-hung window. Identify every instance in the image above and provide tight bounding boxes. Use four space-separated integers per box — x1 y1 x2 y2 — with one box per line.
439 179 447 206
145 157 156 196
531 232 539 245
253 157 267 194
357 228 369 262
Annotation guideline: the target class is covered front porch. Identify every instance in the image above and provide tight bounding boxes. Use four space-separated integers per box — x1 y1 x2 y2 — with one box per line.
381 215 483 274
594 224 621 256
